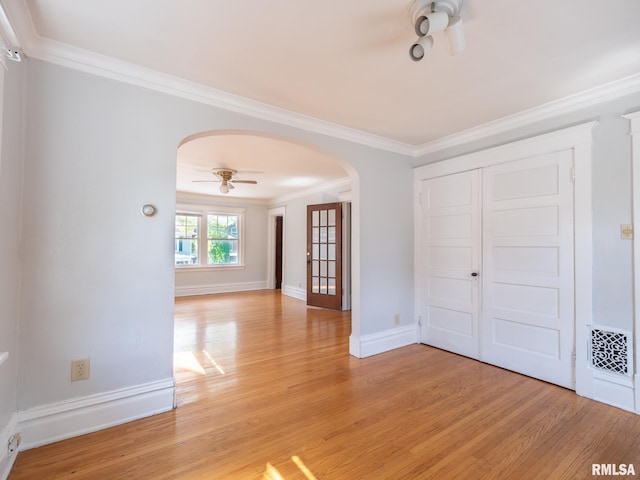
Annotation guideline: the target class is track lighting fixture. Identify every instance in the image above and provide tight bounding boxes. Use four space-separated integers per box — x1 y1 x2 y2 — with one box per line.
414 10 448 37
409 0 466 61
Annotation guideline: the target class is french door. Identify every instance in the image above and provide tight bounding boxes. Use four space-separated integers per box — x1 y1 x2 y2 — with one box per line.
307 203 342 310
419 151 575 389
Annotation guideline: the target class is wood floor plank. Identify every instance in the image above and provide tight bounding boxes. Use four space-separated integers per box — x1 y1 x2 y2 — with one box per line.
9 290 640 479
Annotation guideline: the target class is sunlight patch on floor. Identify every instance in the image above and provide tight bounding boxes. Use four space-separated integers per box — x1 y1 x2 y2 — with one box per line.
292 456 318 480
263 456 318 480
203 349 226 374
263 463 285 480
173 351 206 375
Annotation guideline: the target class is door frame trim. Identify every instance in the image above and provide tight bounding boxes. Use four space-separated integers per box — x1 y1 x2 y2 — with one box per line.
624 110 640 413
414 121 596 399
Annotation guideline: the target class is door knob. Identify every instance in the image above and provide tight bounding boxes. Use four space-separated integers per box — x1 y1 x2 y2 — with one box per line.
471 272 479 277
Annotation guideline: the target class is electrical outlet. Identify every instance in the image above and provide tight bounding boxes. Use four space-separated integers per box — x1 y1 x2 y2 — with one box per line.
394 314 400 326
71 358 90 381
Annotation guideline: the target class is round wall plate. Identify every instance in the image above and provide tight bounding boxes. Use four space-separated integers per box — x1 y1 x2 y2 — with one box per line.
141 204 156 216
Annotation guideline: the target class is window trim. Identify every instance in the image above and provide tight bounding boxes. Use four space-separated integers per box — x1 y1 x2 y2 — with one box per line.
175 204 246 270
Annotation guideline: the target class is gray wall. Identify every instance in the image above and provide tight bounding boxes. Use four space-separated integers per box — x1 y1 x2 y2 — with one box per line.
15 59 414 410
414 92 640 331
0 61 24 434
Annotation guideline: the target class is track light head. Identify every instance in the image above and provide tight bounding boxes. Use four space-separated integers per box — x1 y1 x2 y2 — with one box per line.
414 10 449 37
409 35 434 62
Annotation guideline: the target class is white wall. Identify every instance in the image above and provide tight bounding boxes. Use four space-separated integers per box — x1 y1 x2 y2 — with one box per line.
0 60 24 471
415 92 640 333
174 192 269 295
16 58 414 422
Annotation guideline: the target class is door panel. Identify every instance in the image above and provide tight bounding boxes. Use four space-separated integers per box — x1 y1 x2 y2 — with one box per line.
307 203 342 310
481 151 575 389
420 170 481 359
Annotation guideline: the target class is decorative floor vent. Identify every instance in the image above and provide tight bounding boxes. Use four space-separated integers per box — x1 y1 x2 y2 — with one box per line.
589 326 633 377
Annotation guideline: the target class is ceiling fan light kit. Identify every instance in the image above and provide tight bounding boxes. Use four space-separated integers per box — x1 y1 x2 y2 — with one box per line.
409 0 465 61
192 168 258 194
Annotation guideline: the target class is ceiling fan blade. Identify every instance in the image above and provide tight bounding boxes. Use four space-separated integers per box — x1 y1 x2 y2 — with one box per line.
231 180 258 184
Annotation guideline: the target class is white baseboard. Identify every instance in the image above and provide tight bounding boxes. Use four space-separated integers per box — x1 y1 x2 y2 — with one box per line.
282 284 306 302
175 281 268 297
592 370 635 412
0 413 18 480
350 325 417 358
17 378 175 451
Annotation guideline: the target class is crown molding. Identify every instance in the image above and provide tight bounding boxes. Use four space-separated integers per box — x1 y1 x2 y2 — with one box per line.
16 33 416 156
5 0 640 160
415 73 640 157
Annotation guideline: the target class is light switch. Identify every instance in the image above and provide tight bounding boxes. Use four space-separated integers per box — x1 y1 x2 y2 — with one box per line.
621 224 633 240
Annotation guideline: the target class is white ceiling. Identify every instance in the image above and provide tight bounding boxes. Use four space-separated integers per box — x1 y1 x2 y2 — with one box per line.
176 132 350 200
5 0 640 198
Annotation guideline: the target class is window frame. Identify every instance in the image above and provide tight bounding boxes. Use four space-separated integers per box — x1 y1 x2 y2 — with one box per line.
175 204 246 271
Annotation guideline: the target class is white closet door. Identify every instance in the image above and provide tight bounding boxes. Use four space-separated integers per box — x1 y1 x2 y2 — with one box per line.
481 151 575 388
419 170 481 359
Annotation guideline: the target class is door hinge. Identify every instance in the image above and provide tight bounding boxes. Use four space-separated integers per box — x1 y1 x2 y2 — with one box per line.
569 166 575 183
418 192 423 205
572 351 576 365
418 315 422 326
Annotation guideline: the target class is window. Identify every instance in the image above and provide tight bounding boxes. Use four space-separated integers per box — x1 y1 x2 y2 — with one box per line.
175 206 244 269
207 214 239 265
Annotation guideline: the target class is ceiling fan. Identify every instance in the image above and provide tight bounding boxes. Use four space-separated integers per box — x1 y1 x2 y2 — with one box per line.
193 168 258 194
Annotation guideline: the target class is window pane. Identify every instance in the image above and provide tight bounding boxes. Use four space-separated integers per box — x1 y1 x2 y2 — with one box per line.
320 210 327 226
328 226 336 243
175 214 199 265
328 209 336 226
320 227 327 243
312 210 319 227
208 214 238 239
328 278 336 295
208 240 238 265
328 261 336 278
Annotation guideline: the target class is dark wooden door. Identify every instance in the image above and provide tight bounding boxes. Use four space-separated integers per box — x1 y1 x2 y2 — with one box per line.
307 203 342 310
275 216 283 289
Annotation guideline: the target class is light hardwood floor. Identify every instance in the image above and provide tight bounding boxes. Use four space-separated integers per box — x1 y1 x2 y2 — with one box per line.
9 290 640 479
